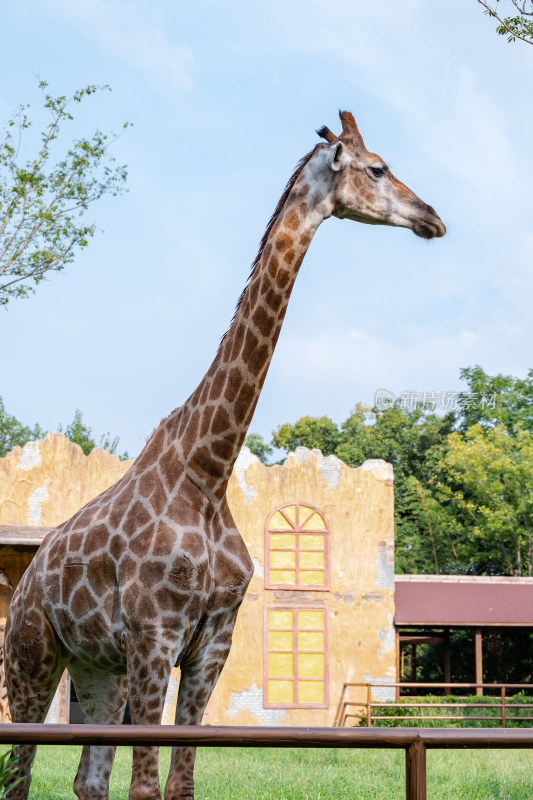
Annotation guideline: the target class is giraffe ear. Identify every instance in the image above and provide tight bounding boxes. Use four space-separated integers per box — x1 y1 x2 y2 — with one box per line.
326 141 346 172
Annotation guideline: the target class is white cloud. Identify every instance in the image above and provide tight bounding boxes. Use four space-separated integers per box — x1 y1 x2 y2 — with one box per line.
32 0 194 91
272 318 528 405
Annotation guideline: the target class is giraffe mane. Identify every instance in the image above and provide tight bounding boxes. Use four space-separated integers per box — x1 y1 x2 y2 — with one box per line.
221 143 323 343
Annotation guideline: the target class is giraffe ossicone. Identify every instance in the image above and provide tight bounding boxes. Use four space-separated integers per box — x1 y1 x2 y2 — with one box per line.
5 110 445 800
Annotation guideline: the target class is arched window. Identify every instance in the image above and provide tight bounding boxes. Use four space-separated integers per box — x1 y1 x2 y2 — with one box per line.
265 502 329 590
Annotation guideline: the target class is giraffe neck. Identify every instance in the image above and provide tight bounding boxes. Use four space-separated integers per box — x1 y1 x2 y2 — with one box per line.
158 149 333 502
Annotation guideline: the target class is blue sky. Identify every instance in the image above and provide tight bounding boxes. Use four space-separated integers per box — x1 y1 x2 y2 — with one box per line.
1 0 532 457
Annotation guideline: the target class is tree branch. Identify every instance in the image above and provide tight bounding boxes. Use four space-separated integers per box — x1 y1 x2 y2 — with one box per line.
510 0 533 16
477 0 533 44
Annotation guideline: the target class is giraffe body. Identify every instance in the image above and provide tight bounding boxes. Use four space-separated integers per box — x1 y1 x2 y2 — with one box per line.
5 111 445 800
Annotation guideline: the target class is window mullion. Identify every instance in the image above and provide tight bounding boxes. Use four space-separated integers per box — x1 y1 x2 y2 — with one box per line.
293 608 298 705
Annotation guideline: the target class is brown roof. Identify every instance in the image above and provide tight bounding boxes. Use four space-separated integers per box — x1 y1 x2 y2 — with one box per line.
395 575 533 627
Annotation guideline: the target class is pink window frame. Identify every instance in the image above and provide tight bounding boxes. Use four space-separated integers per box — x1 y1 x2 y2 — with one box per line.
265 501 330 591
263 604 329 709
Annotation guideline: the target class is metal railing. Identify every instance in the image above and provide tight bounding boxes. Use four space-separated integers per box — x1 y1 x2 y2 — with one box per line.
1 723 533 800
334 682 533 728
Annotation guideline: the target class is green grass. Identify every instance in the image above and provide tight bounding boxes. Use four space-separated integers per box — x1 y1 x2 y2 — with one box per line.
14 745 533 799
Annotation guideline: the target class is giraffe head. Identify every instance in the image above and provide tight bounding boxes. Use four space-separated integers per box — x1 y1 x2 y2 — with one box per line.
315 110 446 239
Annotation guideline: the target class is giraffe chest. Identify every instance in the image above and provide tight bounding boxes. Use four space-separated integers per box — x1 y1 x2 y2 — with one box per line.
34 517 250 669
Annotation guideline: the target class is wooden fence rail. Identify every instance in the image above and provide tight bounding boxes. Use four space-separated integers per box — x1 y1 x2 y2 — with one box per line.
335 682 533 727
2 724 533 800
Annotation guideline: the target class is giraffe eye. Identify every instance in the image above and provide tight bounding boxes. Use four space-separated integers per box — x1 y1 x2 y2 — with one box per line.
370 166 387 178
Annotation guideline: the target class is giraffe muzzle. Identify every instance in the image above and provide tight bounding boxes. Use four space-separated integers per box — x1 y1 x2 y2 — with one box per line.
413 219 446 240
412 204 446 240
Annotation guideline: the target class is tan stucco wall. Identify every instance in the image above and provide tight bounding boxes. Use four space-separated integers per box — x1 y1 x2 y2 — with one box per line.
0 436 395 726
0 433 133 527
206 447 396 726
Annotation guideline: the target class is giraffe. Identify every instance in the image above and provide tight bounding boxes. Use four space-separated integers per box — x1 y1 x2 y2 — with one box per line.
4 110 445 800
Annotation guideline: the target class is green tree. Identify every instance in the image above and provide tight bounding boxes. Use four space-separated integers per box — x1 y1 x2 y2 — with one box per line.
0 396 46 457
0 400 128 460
0 81 128 306
459 365 533 433
477 0 533 46
437 423 533 575
59 409 129 460
401 475 464 575
272 415 341 455
244 433 273 464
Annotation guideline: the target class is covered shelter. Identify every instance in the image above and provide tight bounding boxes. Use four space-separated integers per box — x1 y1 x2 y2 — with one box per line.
395 575 533 694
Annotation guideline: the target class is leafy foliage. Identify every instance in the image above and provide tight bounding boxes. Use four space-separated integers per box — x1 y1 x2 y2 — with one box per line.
0 749 23 797
0 396 46 457
459 365 533 433
477 0 533 46
59 409 129 460
0 397 128 460
437 423 533 575
244 433 273 464
366 693 533 728
0 80 129 306
272 415 342 456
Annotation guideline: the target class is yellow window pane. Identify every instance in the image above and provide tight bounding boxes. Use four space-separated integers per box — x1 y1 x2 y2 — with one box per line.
297 681 324 704
269 631 293 650
299 551 325 568
298 653 325 678
269 511 292 530
301 511 327 531
268 652 293 677
298 504 314 524
299 534 324 550
281 505 297 527
270 533 296 549
268 680 293 704
298 609 325 630
270 570 296 585
269 609 293 629
298 631 325 651
270 550 296 569
300 570 325 586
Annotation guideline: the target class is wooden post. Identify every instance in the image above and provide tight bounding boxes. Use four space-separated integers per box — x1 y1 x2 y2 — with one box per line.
501 686 506 729
405 740 427 800
396 630 401 701
334 684 347 727
475 628 483 696
444 629 451 695
366 683 372 728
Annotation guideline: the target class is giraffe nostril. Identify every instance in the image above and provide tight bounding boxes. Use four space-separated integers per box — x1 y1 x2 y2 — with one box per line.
426 204 437 216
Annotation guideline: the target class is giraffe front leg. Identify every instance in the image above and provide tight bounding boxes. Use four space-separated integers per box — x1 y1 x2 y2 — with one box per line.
127 628 184 800
164 606 243 800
